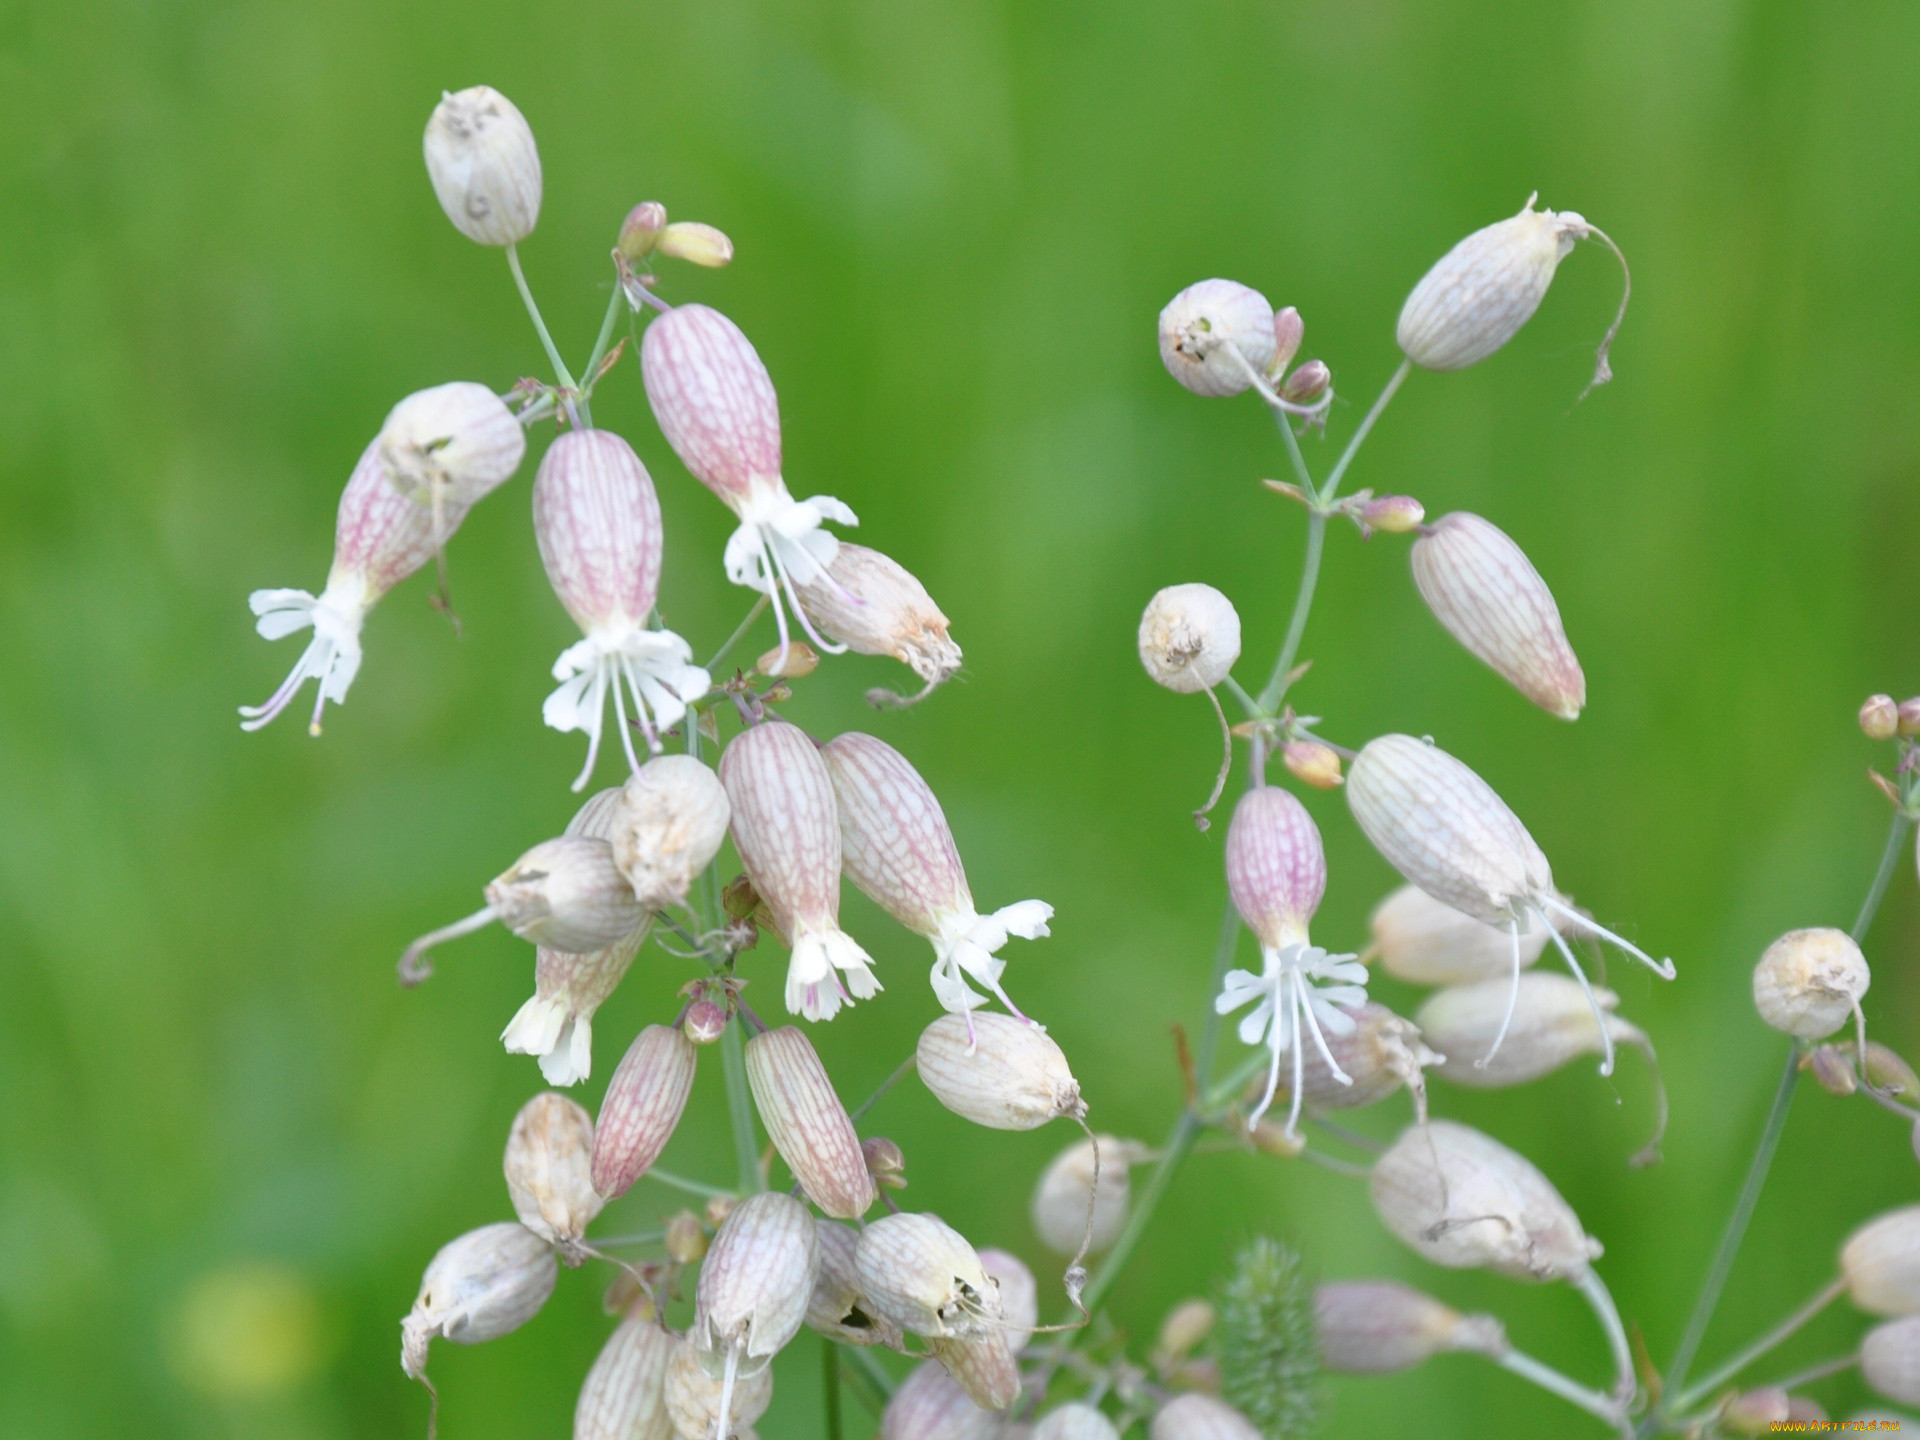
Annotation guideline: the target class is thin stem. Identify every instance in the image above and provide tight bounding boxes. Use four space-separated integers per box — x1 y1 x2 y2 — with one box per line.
1258 510 1327 711
505 244 583 404
1078 1110 1200 1317
1576 1268 1637 1411
581 285 626 394
823 1334 844 1440
1498 1349 1626 1427
850 1052 918 1125
1322 356 1410 502
644 1168 734 1200
720 1020 762 1193
704 595 771 674
1853 812 1913 943
588 1228 667 1247
1221 674 1262 719
1200 1047 1268 1114
845 1345 897 1401
1270 399 1317 492
1671 1276 1846 1412
1756 1351 1858 1392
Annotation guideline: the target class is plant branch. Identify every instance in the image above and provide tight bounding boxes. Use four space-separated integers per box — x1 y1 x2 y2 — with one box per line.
643 1167 734 1200
850 1052 918 1126
1497 1349 1627 1428
1322 357 1410 502
506 244 582 412
1853 812 1913 943
704 595 771 674
1670 1276 1846 1412
581 285 626 395
1258 510 1327 711
719 1020 761 1193
1078 1110 1200 1319
1576 1268 1637 1414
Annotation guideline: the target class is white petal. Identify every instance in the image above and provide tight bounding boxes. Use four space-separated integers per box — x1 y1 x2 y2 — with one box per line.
724 522 777 592
991 899 1054 941
501 994 568 1056
802 495 859 528
928 955 985 1013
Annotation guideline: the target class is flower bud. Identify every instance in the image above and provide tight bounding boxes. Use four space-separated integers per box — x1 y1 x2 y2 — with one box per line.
1154 1300 1216 1365
1158 280 1278 397
1369 884 1550 986
1277 1000 1440 1116
1282 738 1344 790
927 1329 1021 1411
1226 786 1326 949
593 1025 699 1198
1752 927 1869 1041
794 543 963 694
684 1000 729 1045
1862 694 1901 741
694 1192 819 1374
722 721 879 1021
754 640 818 678
1867 1043 1920 1099
1807 1043 1858 1097
378 382 527 508
1361 495 1425 534
1279 359 1331 405
618 203 668 262
423 86 541 246
1268 307 1304 378
663 1332 772 1440
916 1013 1084 1130
505 1092 604 1258
488 836 649 954
575 1316 675 1440
1863 1315 1920 1405
607 756 731 909
1396 198 1594 371
1720 1388 1790 1435
1034 1403 1119 1440
1900 698 1920 738
863 1136 907 1190
1032 1134 1147 1256
1139 584 1241 694
744 1026 875 1218
1843 1206 1920 1315
639 303 781 507
657 222 734 268
1149 1394 1262 1440
1370 1120 1601 1281
880 1360 1001 1440
807 1219 904 1348
1315 1281 1507 1375
855 1213 1001 1340
1411 513 1584 720
665 1210 708 1266
400 1222 557 1378
978 1248 1037 1351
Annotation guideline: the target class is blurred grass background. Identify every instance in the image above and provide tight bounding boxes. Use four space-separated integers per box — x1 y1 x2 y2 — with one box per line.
5 0 1920 1435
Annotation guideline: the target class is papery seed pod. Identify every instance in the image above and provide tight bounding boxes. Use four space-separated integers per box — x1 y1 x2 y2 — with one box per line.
535 430 711 790
400 1222 557 1378
793 543 963 697
1280 360 1331 406
505 1092 605 1258
607 756 731 909
1753 927 1870 1042
1369 884 1551 986
694 1192 818 1369
663 1333 772 1440
855 1213 1001 1340
1411 513 1585 720
1033 1403 1120 1440
1032 1134 1147 1256
978 1249 1037 1351
880 1359 1002 1440
722 722 879 1020
1268 307 1304 379
1397 197 1606 374
1807 1043 1859 1097
744 1026 875 1218
1314 1281 1507 1373
824 732 1051 1017
1282 739 1343 789
1842 1206 1920 1315
1138 584 1242 694
1274 1000 1440 1118
1158 280 1279 397
1370 1120 1601 1281
1863 1315 1920 1405
423 86 541 246
1361 495 1425 534
657 222 734 268
1867 1043 1920 1099
807 1219 904 1348
576 1316 676 1440
1720 1388 1790 1435
1149 1393 1263 1440
1862 695 1901 741
927 1329 1021 1411
916 1013 1085 1130
640 304 857 660
489 836 650 953
1900 698 1920 738
593 1025 699 1198
618 203 669 262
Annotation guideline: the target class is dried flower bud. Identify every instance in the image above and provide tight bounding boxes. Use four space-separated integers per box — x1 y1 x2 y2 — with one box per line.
1268 307 1304 378
1843 1206 1920 1315
1863 1315 1920 1405
1807 1044 1858 1097
1752 927 1870 1041
754 640 818 678
743 1026 875 1218
378 382 527 509
1250 1118 1307 1157
1155 1299 1217 1364
663 1332 772 1440
1032 1134 1147 1256
855 1212 1001 1339
1279 359 1331 405
607 756 731 909
423 86 541 246
1315 1281 1506 1374
694 1191 819 1380
576 1316 675 1440
618 203 668 262
1412 513 1584 720
928 1329 1021 1411
593 1025 699 1198
657 221 734 268
916 1013 1084 1130
1149 1393 1263 1440
1275 1000 1440 1117
665 1210 708 1266
978 1248 1037 1351
1032 1403 1118 1440
808 1219 904 1348
825 732 1051 1016
1720 1388 1790 1435
684 1001 729 1045
1139 584 1241 693
1900 698 1920 737
1867 1042 1920 1098
1361 495 1425 534
486 836 649 954
1862 694 1901 741
1370 1120 1601 1281
1397 197 1599 372
863 1136 907 1189
722 721 879 1020
1369 884 1551 986
794 543 962 696
400 1222 557 1379
880 1359 1001 1440
1282 739 1343 789
505 1092 604 1258
1158 280 1278 397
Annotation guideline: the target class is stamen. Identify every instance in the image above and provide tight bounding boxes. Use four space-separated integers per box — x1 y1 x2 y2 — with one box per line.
757 530 794 673
568 669 608 792
621 661 664 755
608 660 643 776
1251 990 1284 1129
1541 896 1676 980
1283 973 1307 1140
239 639 323 731
1295 969 1353 1086
1539 906 1616 1077
765 534 849 655
1474 918 1526 1070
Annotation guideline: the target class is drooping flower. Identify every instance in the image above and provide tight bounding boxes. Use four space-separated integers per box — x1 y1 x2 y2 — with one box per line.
1213 786 1369 1138
422 86 542 247
640 302 858 664
533 429 710 791
821 732 1050 1023
793 543 963 703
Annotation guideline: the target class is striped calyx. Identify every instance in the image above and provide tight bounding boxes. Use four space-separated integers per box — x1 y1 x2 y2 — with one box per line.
400 1222 557 1379
1225 787 1325 949
1369 883 1550 987
502 1091 604 1257
916 1012 1084 1130
1158 280 1279 397
855 1212 1001 1340
744 1026 876 1218
693 1192 819 1374
423 86 541 246
794 543 962 695
1396 197 1590 371
592 1024 698 1198
1315 1281 1507 1374
574 1316 675 1440
607 755 731 910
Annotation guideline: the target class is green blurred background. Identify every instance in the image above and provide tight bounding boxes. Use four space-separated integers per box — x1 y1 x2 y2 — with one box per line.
6 0 1920 1435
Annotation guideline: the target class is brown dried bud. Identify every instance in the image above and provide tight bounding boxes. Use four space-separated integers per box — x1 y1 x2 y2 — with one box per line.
863 1137 908 1190
1149 1393 1263 1440
400 1222 557 1379
1314 1281 1507 1373
504 1092 604 1258
694 1192 819 1374
807 1219 904 1349
1282 739 1344 789
665 1210 708 1266
593 1025 699 1199
880 1359 1001 1440
855 1212 1001 1340
1369 884 1551 987
1279 359 1330 405
1843 1206 1920 1314
1862 694 1901 741
663 1332 772 1439
575 1316 675 1440
744 1026 876 1219
1032 1134 1147 1256
608 756 731 911
1752 927 1870 1041
1863 1315 1920 1405
793 543 962 693
916 1013 1085 1130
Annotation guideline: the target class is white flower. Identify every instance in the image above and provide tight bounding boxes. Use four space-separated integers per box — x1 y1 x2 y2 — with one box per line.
1215 943 1370 1138
240 574 372 735
929 900 1055 1020
542 625 711 789
722 487 861 660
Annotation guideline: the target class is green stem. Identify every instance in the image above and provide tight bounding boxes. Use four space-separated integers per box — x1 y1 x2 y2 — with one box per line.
1078 1110 1200 1318
850 1052 918 1125
581 284 626 395
823 1334 844 1440
704 595 771 675
719 1020 761 1193
1853 812 1913 943
1497 1349 1626 1428
845 1345 897 1401
643 1168 733 1200
506 244 585 420
1670 1276 1846 1413
1322 356 1410 502
1576 1269 1636 1416
1258 510 1326 711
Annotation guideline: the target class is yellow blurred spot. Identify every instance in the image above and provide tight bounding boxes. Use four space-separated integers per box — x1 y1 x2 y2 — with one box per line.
168 1261 325 1398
